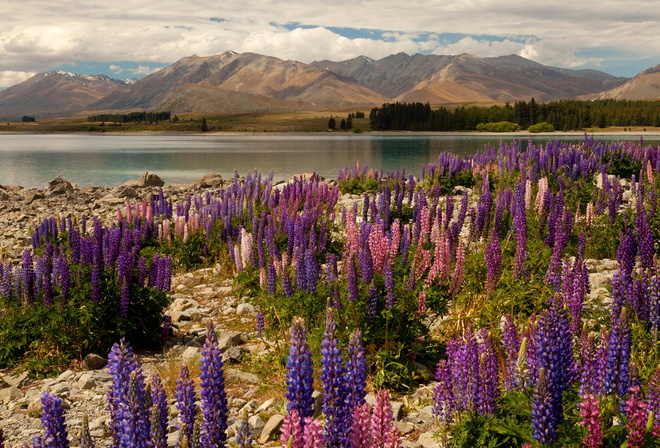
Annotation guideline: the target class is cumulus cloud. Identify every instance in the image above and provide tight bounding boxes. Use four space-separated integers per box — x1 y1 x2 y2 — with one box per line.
0 71 37 88
1 0 660 87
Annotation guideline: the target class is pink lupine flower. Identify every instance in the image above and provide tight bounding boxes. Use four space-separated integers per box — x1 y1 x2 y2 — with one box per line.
369 225 389 274
302 417 324 448
450 241 466 298
578 394 602 448
350 403 374 448
389 219 401 260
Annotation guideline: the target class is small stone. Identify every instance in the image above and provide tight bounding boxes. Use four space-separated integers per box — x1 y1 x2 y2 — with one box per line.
236 303 256 315
248 414 266 435
0 385 24 403
225 346 250 363
225 368 261 385
417 431 441 448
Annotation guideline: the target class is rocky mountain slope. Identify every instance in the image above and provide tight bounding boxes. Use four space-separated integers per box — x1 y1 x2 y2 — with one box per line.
312 53 628 103
0 72 132 120
94 51 389 113
591 64 660 100
0 50 649 120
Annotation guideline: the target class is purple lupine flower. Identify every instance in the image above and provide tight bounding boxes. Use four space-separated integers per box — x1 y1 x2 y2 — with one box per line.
383 257 395 310
502 315 521 392
617 225 637 279
477 329 499 416
255 306 265 337
647 367 660 436
150 374 168 448
175 364 197 445
350 404 374 448
321 307 349 448
200 320 228 448
367 284 379 325
266 260 277 295
578 394 602 448
58 254 71 305
80 415 94 448
37 391 69 448
347 255 359 303
21 248 35 304
286 317 315 420
513 181 528 279
433 359 455 424
234 411 253 448
578 332 601 396
106 339 150 448
345 330 367 412
485 227 502 295
531 368 558 445
603 307 631 398
625 386 649 448
533 301 573 441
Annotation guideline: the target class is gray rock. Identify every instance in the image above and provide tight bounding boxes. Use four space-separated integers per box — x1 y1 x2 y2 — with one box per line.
0 386 24 403
112 185 139 199
417 431 441 448
217 331 245 351
236 303 256 316
248 414 266 435
225 346 250 363
77 373 97 390
225 368 261 384
257 414 284 444
82 353 107 370
23 189 45 203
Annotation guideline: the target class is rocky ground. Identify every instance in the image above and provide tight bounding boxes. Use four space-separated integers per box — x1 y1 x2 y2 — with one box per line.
0 171 621 447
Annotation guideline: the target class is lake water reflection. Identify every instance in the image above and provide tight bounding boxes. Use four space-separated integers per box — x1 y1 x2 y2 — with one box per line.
0 133 657 188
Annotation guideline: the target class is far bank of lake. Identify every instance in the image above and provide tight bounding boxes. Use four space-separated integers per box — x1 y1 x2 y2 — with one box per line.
1 132 659 188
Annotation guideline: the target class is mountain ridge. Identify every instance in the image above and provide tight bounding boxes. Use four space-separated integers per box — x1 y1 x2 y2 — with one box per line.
0 50 654 121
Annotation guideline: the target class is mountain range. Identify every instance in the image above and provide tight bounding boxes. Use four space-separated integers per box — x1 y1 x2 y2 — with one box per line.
0 50 658 121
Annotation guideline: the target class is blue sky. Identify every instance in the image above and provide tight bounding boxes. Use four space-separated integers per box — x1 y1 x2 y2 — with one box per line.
2 0 660 88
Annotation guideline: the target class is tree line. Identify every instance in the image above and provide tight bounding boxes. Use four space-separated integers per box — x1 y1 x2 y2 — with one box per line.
369 99 660 131
87 111 171 123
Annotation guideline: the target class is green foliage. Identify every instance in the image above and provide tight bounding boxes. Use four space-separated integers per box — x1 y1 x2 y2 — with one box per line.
527 122 554 133
603 150 643 179
422 169 476 195
475 121 521 132
0 265 170 375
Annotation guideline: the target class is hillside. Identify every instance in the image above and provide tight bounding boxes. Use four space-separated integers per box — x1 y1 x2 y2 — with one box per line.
93 51 389 113
0 72 132 120
591 64 660 100
313 53 628 103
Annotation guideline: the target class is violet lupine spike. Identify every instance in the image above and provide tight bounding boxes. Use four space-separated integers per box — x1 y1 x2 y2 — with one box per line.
37 391 69 448
255 306 265 338
150 374 168 448
513 181 528 279
347 255 359 303
603 307 632 398
234 411 253 448
80 414 94 448
345 329 367 412
502 315 521 393
432 359 455 424
286 317 315 420
477 329 499 416
200 320 228 448
531 368 558 445
367 284 379 325
175 364 197 446
647 367 660 436
484 227 502 296
321 307 349 448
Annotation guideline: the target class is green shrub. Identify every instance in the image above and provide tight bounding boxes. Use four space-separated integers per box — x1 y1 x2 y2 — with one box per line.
527 122 554 133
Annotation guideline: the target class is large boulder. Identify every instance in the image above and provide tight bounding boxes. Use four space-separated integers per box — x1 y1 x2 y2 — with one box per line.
46 176 75 196
136 172 165 188
193 173 224 189
122 172 165 188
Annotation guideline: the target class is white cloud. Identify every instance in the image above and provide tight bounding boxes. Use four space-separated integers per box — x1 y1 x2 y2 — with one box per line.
109 64 124 74
2 0 660 87
0 71 36 88
128 65 161 76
